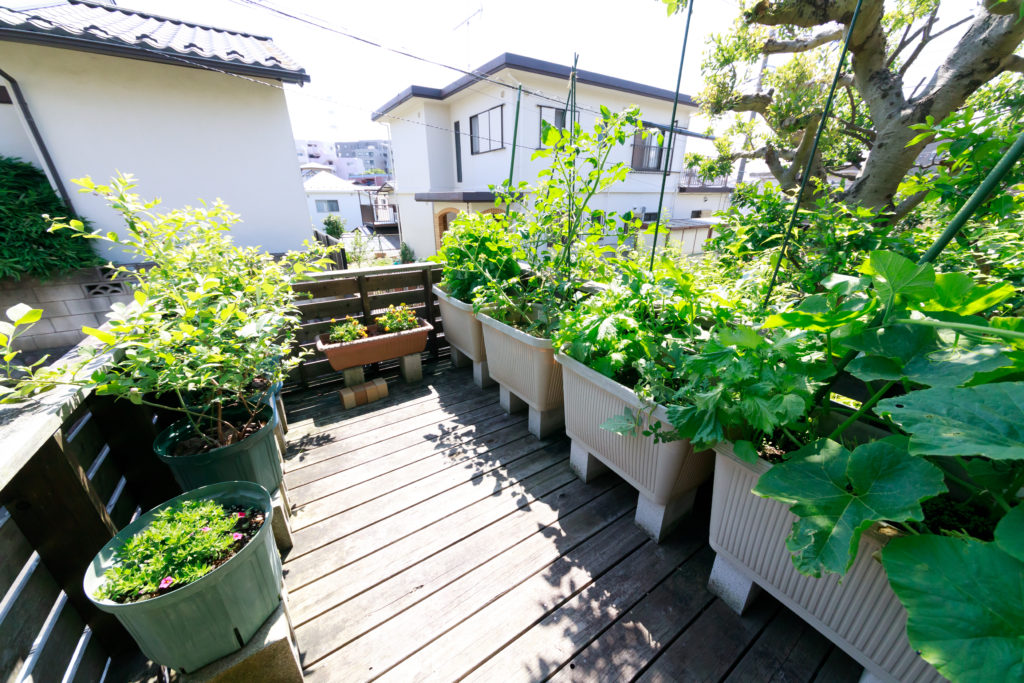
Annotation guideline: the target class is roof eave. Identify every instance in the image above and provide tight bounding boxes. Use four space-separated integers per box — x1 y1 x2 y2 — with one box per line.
0 26 310 84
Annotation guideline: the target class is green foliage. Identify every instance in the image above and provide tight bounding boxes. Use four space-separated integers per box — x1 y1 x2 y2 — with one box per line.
375 303 418 333
95 499 263 603
0 156 100 280
399 241 415 264
0 303 58 402
327 317 367 343
431 212 522 303
322 214 346 238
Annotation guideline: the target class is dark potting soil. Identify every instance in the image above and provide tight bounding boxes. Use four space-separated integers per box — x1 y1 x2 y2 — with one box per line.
121 505 266 604
171 419 267 456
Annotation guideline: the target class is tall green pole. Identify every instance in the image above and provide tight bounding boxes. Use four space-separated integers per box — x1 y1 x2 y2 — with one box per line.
506 84 523 206
649 0 693 271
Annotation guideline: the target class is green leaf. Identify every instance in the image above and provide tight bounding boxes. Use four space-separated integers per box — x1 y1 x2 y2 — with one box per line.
924 273 1016 315
841 323 937 365
847 355 904 382
902 344 1009 388
718 325 763 349
882 535 1024 682
878 383 1024 459
732 439 758 463
600 407 637 436
859 251 935 301
82 326 116 345
6 303 42 326
753 438 947 576
763 295 876 333
995 506 1024 564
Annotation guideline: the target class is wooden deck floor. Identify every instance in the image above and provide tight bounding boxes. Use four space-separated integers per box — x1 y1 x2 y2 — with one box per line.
281 361 862 683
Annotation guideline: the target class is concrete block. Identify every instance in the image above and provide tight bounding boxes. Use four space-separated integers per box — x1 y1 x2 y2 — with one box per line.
399 353 422 383
342 366 365 386
270 486 293 554
569 441 609 483
20 317 54 335
634 489 696 543
708 553 762 615
11 335 39 352
65 296 113 315
180 591 302 682
472 360 494 388
528 405 564 438
29 330 86 351
33 284 85 302
450 345 472 368
38 300 69 317
50 313 103 332
499 386 527 414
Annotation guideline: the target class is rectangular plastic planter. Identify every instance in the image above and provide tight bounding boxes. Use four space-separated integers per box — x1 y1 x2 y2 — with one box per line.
478 312 563 438
316 319 432 371
84 481 282 674
556 354 714 541
708 442 943 683
432 285 492 387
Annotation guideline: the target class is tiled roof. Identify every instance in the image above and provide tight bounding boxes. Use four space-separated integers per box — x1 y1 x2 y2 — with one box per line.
304 171 361 193
0 0 308 83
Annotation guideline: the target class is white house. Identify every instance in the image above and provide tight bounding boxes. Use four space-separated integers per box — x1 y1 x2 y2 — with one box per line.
372 53 732 258
0 0 310 257
303 170 364 231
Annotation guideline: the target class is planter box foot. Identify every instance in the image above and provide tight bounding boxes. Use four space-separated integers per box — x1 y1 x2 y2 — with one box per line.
500 386 528 414
271 486 293 555
274 422 287 463
180 589 302 683
635 490 695 543
708 553 762 615
450 345 472 368
276 394 288 434
858 670 887 683
569 441 609 483
473 360 494 388
343 366 365 386
399 353 423 383
528 406 564 438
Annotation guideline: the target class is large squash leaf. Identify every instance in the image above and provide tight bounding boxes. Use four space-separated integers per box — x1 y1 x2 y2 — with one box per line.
882 534 1024 682
753 438 947 577
878 383 1024 460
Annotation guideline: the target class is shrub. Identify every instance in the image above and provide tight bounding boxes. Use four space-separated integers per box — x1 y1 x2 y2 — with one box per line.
399 241 415 264
322 214 345 238
328 317 367 343
0 156 100 280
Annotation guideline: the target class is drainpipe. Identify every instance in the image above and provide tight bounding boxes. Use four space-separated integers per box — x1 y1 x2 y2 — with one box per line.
0 67 74 212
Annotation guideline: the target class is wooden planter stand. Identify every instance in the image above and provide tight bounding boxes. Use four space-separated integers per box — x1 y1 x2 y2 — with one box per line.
316 319 432 387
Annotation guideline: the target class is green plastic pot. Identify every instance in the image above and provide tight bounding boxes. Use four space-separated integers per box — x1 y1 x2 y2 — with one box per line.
83 481 282 673
154 403 283 493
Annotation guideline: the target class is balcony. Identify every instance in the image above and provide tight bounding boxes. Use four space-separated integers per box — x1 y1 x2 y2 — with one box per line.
360 203 400 227
679 169 733 193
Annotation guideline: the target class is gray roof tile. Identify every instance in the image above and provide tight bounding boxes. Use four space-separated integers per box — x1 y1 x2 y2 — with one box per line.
0 0 308 83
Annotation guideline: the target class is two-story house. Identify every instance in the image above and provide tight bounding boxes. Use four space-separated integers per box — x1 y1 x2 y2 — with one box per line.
372 53 732 258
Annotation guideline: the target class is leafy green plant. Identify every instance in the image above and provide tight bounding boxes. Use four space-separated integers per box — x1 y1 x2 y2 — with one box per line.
431 211 522 303
327 317 367 343
375 303 418 333
322 214 346 239
399 241 415 264
0 156 100 280
0 303 60 402
94 499 264 603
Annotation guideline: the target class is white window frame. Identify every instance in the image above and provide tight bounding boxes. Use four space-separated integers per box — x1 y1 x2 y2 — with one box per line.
315 199 340 213
470 105 504 154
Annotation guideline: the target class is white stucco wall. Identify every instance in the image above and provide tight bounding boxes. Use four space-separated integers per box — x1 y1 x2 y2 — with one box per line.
393 192 435 260
0 77 44 168
0 41 309 260
306 191 363 232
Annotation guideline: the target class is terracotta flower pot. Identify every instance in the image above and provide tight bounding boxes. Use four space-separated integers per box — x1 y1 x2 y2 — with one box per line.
316 319 432 371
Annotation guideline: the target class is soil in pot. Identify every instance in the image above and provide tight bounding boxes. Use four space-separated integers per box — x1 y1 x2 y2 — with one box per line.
170 416 267 456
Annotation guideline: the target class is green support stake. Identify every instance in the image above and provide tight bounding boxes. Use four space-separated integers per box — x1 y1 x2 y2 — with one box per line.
505 84 523 213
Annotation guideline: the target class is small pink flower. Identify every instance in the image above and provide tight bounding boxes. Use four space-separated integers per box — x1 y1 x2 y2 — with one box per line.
201 526 211 532
159 576 174 589
237 512 246 519
232 532 243 540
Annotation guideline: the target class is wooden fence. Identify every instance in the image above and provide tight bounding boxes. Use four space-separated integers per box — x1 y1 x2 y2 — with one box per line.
290 261 448 387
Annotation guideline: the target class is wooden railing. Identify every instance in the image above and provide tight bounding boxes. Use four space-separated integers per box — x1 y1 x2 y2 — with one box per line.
311 229 349 270
0 349 181 682
290 261 447 387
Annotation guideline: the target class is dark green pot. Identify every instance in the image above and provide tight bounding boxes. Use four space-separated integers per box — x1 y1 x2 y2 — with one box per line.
154 404 283 493
83 481 282 673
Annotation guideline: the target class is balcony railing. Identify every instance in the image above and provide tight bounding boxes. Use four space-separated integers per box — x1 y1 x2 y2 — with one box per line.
680 168 731 190
359 203 400 226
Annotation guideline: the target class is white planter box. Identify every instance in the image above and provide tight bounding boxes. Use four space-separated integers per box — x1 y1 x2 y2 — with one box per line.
432 286 492 388
708 442 944 683
556 354 714 541
478 312 563 438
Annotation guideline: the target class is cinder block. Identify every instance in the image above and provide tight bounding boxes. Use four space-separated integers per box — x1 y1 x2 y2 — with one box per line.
33 284 85 302
29 330 86 351
65 296 112 315
50 313 103 332
38 300 69 317
19 318 54 335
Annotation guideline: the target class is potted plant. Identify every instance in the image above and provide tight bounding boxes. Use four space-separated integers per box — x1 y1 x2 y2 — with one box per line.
670 250 1021 682
50 174 334 493
83 481 282 673
551 259 723 540
430 212 522 388
315 304 432 371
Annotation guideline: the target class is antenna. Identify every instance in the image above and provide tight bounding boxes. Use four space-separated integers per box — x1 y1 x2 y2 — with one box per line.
452 5 483 69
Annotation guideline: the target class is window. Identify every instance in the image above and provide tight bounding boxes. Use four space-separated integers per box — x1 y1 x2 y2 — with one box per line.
469 105 503 154
631 130 666 172
454 121 463 183
642 211 660 222
315 199 340 213
538 106 566 146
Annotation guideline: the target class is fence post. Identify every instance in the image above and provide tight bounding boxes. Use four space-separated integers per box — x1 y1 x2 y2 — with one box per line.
420 266 439 360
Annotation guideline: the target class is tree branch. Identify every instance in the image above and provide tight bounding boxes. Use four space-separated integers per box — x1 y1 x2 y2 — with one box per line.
1003 54 1024 74
731 92 772 114
899 15 974 78
783 112 822 187
763 27 843 54
892 190 930 222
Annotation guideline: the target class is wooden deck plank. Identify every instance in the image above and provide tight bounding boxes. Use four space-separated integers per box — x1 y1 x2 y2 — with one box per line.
290 434 563 550
452 530 705 683
302 508 643 680
546 547 717 683
638 597 779 683
811 647 862 683
284 443 571 588
284 402 507 486
725 608 834 683
288 415 531 510
288 464 586 623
